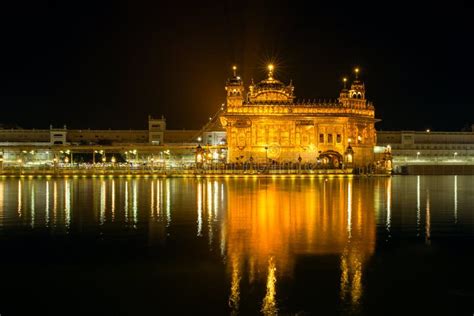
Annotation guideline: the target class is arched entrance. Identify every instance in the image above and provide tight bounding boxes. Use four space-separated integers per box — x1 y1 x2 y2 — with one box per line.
319 150 344 169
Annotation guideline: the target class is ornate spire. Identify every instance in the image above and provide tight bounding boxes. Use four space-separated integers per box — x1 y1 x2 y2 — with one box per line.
232 65 237 77
343 77 348 89
267 64 274 80
354 67 360 80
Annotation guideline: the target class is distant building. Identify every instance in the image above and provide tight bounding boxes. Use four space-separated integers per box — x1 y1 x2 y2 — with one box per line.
377 129 474 158
0 116 201 165
0 116 199 147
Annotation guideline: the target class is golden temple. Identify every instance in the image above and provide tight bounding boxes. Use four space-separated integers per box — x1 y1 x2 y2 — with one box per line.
221 65 378 169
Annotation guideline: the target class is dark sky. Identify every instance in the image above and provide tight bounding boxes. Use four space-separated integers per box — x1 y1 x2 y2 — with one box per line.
1 1 473 131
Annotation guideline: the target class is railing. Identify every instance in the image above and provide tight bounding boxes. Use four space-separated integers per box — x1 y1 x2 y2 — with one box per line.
0 163 366 176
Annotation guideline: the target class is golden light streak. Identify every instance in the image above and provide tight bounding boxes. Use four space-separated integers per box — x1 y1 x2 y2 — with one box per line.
45 181 49 226
151 180 154 219
228 256 241 315
65 179 71 229
53 180 57 226
386 177 392 234
124 181 129 223
158 180 162 220
31 182 35 228
132 180 138 228
261 257 278 316
0 181 4 227
417 176 421 234
207 180 213 246
347 181 352 238
111 179 115 221
17 180 22 217
426 190 431 245
166 179 171 226
197 180 203 236
454 175 458 224
213 180 219 218
100 180 106 225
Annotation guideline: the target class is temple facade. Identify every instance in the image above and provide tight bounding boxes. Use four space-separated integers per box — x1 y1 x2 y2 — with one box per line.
220 65 378 168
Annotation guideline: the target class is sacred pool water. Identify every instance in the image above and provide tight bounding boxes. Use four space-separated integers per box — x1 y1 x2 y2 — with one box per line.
0 176 472 315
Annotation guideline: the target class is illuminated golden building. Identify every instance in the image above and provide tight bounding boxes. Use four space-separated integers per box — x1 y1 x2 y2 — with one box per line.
220 65 377 168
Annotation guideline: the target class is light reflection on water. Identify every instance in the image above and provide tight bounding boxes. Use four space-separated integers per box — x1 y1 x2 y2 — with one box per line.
0 176 473 315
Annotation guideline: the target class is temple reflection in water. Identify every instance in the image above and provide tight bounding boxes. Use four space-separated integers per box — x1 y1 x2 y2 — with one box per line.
220 178 379 313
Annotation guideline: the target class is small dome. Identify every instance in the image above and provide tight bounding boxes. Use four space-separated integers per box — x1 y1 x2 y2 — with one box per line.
248 72 294 104
254 77 286 91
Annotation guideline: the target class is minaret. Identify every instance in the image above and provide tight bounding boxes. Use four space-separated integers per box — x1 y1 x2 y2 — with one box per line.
338 77 350 105
339 68 368 108
349 67 366 108
225 65 244 107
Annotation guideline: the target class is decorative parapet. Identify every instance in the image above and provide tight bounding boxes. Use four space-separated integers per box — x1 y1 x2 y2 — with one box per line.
226 105 374 117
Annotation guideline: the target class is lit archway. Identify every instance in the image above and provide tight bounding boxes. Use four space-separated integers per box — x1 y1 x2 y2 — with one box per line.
319 150 344 169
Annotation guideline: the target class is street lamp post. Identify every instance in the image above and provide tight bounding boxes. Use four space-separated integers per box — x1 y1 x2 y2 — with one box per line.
417 152 420 160
64 150 72 166
102 155 106 171
454 152 458 160
196 145 205 172
298 155 302 173
0 152 3 173
53 156 58 173
18 158 23 174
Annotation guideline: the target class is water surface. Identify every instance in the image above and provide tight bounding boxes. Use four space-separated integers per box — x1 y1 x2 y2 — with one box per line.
0 176 472 315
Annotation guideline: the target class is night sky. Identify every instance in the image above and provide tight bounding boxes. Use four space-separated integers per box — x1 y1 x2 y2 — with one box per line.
1 1 473 131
